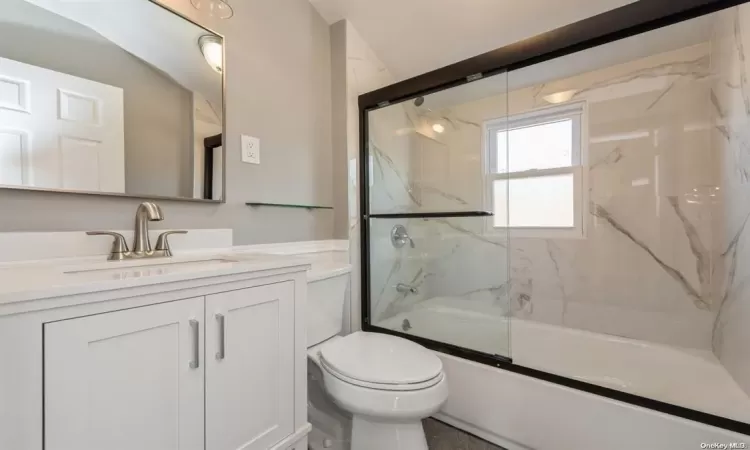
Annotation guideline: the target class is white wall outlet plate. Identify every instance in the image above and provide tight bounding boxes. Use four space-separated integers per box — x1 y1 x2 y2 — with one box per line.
241 135 260 164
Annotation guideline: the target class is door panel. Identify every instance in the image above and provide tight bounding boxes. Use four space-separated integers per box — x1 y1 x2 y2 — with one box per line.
0 74 29 112
0 129 28 185
44 298 205 450
59 135 103 190
0 56 124 192
206 282 296 450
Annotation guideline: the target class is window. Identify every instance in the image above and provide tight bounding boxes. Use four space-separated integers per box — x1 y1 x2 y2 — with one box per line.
484 102 586 238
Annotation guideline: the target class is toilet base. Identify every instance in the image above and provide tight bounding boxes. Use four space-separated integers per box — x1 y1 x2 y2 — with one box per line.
351 415 428 450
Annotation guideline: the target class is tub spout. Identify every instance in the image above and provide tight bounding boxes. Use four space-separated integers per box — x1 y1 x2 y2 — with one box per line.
396 283 419 295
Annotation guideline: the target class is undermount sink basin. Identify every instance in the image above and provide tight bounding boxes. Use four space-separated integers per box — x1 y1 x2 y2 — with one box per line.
63 258 240 276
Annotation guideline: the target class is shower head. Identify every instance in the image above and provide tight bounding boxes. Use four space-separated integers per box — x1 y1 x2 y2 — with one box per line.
414 96 424 107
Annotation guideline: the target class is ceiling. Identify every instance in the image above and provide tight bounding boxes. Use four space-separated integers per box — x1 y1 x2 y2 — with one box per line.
418 12 713 109
310 0 638 80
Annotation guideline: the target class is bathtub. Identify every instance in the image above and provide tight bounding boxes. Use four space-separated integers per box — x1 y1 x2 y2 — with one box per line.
378 298 750 449
378 297 511 356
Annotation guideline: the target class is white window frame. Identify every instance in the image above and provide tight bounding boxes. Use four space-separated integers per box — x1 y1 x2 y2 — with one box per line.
482 102 588 239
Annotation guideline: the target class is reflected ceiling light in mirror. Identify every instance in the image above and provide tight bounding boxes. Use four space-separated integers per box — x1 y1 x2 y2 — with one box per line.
191 0 234 19
543 89 578 104
199 35 223 73
432 123 445 133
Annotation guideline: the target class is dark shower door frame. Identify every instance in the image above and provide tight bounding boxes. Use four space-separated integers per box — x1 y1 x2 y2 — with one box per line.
358 0 750 436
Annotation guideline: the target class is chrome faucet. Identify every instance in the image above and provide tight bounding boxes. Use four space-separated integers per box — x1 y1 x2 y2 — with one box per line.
391 224 415 249
87 202 187 261
133 201 164 254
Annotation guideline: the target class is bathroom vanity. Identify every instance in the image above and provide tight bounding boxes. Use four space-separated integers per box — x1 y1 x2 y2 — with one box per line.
0 234 312 450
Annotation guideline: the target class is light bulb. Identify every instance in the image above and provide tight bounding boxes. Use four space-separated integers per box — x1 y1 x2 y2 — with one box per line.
199 35 223 74
543 89 578 104
432 123 445 133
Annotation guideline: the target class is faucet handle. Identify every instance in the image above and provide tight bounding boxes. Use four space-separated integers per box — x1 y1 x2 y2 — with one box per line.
155 230 188 256
87 231 129 260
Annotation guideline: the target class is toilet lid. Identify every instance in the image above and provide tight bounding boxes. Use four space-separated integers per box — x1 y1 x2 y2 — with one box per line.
319 332 443 386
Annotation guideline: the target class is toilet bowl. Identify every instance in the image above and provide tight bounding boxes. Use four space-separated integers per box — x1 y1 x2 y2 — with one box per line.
308 332 448 450
302 251 448 450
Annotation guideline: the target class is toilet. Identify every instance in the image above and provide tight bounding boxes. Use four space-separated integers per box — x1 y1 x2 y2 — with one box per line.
306 264 448 450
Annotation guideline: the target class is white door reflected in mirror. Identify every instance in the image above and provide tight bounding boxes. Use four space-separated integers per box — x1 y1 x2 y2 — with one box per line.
0 0 225 201
0 57 125 192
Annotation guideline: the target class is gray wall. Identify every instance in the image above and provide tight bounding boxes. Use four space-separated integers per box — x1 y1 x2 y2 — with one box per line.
330 21 349 239
0 0 334 245
0 0 195 198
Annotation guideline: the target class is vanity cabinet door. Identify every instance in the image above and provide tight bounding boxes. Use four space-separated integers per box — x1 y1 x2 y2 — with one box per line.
44 298 205 450
205 282 296 450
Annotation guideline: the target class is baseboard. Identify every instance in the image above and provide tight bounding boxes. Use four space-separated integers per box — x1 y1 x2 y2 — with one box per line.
270 423 312 450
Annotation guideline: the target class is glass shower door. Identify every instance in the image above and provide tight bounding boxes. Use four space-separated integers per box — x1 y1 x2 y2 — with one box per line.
363 71 511 359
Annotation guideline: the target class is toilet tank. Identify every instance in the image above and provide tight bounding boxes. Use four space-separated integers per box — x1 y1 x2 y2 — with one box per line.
307 258 351 347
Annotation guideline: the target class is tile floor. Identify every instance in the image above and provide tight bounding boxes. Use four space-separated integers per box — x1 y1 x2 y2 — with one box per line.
423 418 506 450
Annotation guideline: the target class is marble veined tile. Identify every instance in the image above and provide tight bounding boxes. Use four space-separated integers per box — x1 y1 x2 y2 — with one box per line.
369 216 509 324
709 3 750 397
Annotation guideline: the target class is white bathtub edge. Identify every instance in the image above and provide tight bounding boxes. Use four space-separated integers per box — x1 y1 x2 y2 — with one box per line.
435 352 748 450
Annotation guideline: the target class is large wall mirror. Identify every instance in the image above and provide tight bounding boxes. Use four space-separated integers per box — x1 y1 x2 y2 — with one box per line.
0 0 224 202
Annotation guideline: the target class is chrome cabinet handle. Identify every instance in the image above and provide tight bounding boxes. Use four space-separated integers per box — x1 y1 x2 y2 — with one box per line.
215 313 225 360
189 319 200 369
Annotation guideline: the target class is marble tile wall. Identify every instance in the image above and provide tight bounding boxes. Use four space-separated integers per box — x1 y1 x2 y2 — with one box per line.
368 102 419 214
502 43 718 347
366 35 724 350
331 21 402 332
369 217 508 322
344 2 750 424
338 22 511 347
366 74 512 344
369 218 428 322
710 4 750 396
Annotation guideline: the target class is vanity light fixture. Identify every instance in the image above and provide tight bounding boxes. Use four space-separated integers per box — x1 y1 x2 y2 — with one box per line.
543 89 578 104
191 0 234 19
432 123 445 133
199 35 223 74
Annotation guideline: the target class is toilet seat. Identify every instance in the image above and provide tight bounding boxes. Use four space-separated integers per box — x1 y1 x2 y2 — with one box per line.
318 331 443 392
320 358 444 391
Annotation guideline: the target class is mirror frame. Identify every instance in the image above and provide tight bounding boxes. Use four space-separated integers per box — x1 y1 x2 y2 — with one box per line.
0 0 227 204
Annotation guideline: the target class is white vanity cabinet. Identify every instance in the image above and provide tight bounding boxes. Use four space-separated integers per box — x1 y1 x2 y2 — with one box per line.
0 265 309 450
44 297 207 450
205 282 296 450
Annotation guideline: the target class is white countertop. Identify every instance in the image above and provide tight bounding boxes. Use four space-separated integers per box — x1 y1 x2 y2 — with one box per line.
0 250 313 306
0 235 352 307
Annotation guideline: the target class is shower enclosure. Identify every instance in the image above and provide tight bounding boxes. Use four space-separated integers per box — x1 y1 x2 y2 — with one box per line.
359 0 750 435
